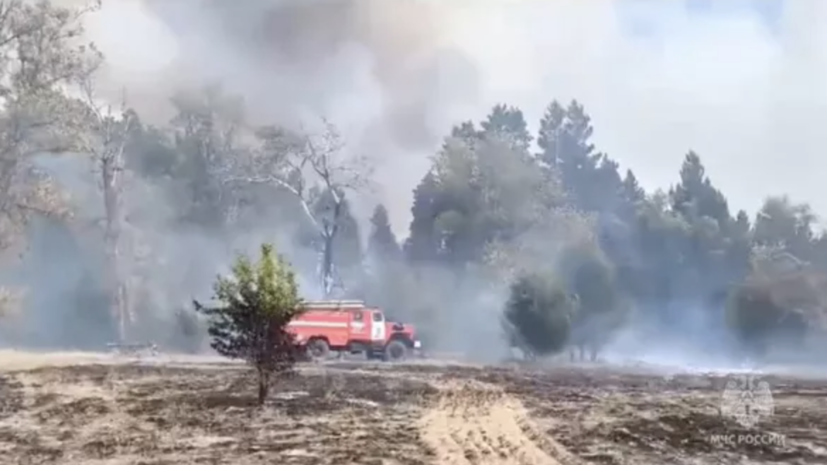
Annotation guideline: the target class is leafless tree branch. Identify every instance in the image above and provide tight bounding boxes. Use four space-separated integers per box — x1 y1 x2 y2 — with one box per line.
222 117 372 295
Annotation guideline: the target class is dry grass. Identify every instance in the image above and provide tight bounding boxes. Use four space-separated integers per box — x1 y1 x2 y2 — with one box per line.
0 349 115 370
0 352 825 464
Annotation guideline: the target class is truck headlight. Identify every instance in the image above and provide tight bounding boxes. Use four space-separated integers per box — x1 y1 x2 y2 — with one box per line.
413 340 421 349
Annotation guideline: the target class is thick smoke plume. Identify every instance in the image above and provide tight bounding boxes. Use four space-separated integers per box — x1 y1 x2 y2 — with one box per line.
79 0 827 234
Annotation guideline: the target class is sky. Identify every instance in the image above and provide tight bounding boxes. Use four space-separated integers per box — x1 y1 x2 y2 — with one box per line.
72 0 827 235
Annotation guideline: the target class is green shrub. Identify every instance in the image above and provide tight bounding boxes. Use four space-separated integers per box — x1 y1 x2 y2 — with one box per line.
194 243 305 405
503 271 575 358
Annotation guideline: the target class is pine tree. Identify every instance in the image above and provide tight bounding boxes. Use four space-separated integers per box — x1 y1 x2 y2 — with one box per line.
480 103 532 153
368 204 401 261
405 171 442 263
194 244 304 405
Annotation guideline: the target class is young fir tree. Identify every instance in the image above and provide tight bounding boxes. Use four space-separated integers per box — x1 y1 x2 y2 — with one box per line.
194 243 305 405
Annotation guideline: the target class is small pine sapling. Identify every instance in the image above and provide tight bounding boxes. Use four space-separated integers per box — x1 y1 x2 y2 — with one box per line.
194 243 305 405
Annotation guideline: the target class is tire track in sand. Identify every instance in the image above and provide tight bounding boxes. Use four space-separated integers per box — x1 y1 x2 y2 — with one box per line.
418 379 578 465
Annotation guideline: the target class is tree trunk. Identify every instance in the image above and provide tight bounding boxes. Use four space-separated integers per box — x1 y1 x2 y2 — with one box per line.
321 232 335 297
257 370 270 406
115 282 128 343
102 156 129 343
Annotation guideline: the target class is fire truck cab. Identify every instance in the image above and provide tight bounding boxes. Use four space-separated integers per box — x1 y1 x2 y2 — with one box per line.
287 300 421 361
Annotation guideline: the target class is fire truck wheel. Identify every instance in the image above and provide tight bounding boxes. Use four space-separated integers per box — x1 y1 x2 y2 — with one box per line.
384 339 408 362
307 338 330 360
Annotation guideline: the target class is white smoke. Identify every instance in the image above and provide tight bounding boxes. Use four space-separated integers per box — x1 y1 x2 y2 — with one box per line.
72 0 827 234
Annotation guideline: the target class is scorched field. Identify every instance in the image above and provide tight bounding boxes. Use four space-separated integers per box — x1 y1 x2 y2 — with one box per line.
0 350 825 465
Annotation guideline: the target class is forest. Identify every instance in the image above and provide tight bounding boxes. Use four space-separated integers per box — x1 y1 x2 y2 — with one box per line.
0 1 823 366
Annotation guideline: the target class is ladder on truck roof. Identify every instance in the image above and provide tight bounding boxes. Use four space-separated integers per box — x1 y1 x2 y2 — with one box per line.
304 299 366 310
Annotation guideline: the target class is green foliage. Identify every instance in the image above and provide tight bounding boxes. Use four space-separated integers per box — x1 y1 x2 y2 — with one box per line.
557 244 624 355
397 99 827 361
480 103 532 153
170 307 205 354
503 272 575 358
368 204 401 261
559 244 617 314
194 243 304 405
729 283 802 358
405 171 442 263
169 86 249 231
728 266 825 357
753 196 817 261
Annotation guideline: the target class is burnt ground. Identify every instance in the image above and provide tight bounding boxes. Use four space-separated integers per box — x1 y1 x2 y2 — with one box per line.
0 352 825 464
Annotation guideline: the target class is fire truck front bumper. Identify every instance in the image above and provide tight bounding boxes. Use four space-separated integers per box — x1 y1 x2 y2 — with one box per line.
412 339 424 358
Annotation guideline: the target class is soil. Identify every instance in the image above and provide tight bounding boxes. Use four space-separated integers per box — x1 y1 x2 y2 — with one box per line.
0 350 824 464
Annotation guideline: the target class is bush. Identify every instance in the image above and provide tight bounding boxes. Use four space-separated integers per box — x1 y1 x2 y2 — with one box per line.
557 244 623 360
503 271 575 359
194 243 305 405
728 271 820 359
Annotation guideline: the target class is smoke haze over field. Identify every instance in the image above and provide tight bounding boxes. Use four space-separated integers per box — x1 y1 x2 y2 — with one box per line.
75 0 827 235
8 0 827 366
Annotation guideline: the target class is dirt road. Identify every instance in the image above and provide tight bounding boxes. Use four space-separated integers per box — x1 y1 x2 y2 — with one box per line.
418 379 573 464
0 350 825 464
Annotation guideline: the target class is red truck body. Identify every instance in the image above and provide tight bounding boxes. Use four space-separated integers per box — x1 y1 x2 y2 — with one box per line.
287 300 420 361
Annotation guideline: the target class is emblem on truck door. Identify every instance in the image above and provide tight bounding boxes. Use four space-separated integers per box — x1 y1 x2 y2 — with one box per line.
371 311 386 341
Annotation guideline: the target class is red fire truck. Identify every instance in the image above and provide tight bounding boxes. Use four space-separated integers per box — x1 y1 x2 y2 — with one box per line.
287 300 421 361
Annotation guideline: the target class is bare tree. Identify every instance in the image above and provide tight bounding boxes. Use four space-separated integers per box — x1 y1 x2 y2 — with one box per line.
243 119 369 296
75 75 136 343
